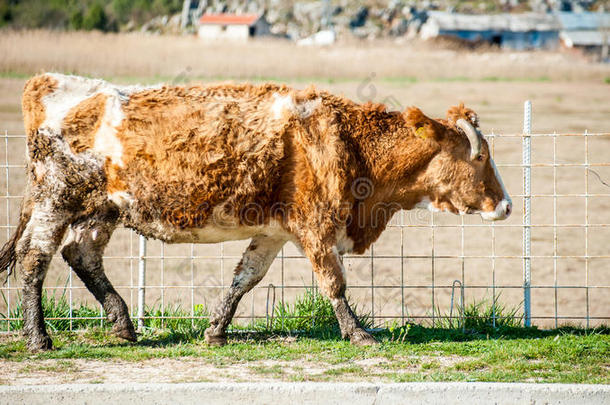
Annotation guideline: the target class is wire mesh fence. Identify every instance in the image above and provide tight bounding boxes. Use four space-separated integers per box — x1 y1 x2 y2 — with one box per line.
1 102 609 332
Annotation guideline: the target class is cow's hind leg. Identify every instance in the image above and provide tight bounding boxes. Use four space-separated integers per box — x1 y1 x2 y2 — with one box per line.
16 205 70 351
205 235 285 346
61 206 136 342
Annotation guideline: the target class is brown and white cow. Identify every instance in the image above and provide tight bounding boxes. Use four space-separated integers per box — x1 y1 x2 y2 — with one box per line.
0 73 511 351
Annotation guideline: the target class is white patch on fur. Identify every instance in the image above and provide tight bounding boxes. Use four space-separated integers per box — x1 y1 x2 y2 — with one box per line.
232 235 286 288
295 98 321 118
331 246 347 279
415 197 442 213
40 73 158 167
479 201 511 221
191 224 263 243
180 204 292 244
335 227 354 255
271 93 321 120
63 227 78 245
27 200 64 254
489 157 511 205
32 160 47 180
271 93 295 119
480 158 512 221
108 191 134 208
41 74 107 132
93 91 126 167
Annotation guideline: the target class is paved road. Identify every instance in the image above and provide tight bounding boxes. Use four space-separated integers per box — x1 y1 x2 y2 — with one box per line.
1 382 609 404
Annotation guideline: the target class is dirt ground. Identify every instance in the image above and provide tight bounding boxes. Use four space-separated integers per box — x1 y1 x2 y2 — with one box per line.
0 35 609 329
0 355 458 385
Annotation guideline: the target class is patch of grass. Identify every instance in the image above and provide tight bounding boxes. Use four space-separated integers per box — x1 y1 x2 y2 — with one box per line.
1 325 608 383
0 70 31 79
265 289 371 335
19 359 77 374
380 76 418 84
434 76 472 82
432 294 522 332
250 364 286 376
605 77 610 84
433 76 552 83
482 76 550 82
323 364 364 375
1 289 103 332
1 289 609 383
142 302 210 334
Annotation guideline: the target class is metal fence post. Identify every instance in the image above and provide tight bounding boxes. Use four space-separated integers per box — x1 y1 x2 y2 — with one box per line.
522 100 532 327
137 235 147 330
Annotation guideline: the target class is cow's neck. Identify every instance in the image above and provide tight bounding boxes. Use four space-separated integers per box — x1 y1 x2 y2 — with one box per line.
344 110 439 254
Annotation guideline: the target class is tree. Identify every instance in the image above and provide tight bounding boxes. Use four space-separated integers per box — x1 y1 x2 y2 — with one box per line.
82 2 106 30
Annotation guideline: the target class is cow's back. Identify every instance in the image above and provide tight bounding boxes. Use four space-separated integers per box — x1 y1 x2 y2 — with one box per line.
22 74 300 237
113 84 292 230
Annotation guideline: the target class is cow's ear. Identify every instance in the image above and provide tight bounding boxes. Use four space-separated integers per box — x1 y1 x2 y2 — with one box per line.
446 102 479 128
405 107 441 140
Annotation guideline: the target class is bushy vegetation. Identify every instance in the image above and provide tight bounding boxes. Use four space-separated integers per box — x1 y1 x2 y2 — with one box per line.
1 288 370 336
0 287 529 343
0 0 183 31
1 289 103 331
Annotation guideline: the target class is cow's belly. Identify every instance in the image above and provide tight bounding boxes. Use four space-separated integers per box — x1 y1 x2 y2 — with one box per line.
123 211 291 245
187 223 281 244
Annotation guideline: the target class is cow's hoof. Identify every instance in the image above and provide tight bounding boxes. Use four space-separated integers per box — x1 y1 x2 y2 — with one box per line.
204 329 227 346
350 330 379 346
113 322 137 342
27 335 53 351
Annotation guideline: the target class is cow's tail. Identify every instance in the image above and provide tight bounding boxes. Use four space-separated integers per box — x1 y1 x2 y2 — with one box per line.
0 194 32 279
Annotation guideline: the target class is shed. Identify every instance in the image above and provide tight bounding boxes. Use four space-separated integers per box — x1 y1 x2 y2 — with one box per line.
420 12 561 50
197 13 271 41
556 12 610 53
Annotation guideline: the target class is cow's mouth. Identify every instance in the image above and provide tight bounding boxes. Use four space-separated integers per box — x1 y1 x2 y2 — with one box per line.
479 199 512 221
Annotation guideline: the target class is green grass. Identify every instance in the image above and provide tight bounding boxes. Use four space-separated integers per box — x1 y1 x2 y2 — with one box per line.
431 76 551 83
0 70 31 79
432 295 523 331
1 288 368 335
0 324 608 383
1 290 609 383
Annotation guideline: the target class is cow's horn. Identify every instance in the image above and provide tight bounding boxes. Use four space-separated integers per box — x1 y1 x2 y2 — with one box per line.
456 118 481 160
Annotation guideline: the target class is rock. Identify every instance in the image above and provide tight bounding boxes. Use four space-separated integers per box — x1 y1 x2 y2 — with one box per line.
390 17 409 36
350 6 368 28
296 29 336 46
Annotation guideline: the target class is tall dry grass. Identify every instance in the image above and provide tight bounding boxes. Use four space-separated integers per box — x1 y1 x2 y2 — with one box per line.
0 29 608 82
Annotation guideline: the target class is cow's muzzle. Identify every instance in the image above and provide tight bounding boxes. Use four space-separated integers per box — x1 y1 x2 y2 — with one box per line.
480 198 512 221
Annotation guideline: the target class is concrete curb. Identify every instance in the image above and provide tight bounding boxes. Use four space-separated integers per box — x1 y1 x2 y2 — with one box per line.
1 382 609 405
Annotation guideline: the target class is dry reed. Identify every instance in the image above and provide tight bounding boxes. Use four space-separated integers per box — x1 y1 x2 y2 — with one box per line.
0 29 608 82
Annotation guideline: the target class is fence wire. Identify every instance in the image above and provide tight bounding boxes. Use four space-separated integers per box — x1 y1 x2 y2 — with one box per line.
1 105 609 332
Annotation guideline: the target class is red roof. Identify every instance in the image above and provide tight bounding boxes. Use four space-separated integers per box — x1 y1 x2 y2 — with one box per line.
199 14 260 26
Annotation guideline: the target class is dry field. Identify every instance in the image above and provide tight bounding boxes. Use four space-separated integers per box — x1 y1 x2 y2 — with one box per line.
0 30 609 329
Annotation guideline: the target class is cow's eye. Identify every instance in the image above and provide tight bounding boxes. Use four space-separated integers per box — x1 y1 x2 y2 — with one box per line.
475 154 484 162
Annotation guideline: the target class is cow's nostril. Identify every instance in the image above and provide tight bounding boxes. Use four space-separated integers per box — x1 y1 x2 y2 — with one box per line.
505 203 512 217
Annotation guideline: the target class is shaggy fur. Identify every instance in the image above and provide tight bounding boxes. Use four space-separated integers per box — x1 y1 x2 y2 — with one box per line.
0 73 511 351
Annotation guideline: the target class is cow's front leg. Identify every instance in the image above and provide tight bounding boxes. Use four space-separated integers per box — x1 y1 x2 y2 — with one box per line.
304 245 378 346
204 235 285 346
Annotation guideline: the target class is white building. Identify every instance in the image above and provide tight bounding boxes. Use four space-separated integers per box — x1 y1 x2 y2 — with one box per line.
197 13 271 41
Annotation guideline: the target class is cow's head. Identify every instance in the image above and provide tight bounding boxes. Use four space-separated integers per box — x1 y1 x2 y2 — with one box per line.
399 104 511 220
